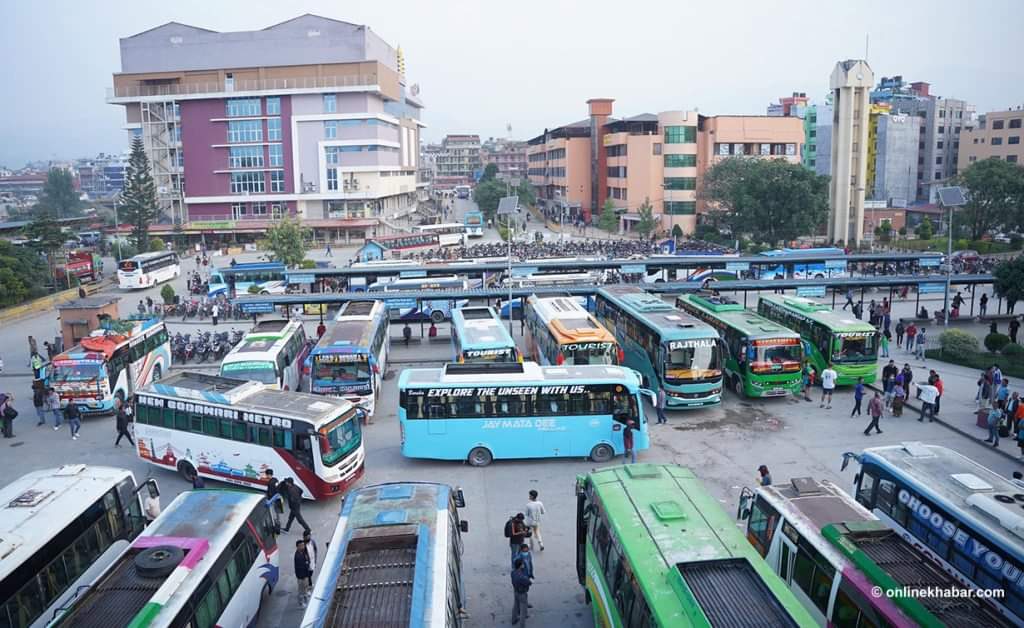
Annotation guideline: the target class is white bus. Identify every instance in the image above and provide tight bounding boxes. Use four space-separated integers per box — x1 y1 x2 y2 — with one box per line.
368 275 469 324
50 489 279 628
0 465 158 628
416 222 467 247
117 251 181 290
134 371 365 500
218 319 310 391
307 301 390 417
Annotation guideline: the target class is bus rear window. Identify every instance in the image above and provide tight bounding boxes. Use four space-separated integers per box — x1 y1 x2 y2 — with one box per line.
118 260 138 272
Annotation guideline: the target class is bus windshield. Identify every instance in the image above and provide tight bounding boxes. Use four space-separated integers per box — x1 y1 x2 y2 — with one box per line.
118 260 138 272
314 358 371 384
834 333 877 363
50 362 103 382
563 342 616 365
664 343 721 383
750 341 802 373
319 413 362 466
220 360 278 384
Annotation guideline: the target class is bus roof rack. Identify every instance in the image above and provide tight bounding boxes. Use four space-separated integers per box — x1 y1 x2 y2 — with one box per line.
443 362 525 377
674 558 799 628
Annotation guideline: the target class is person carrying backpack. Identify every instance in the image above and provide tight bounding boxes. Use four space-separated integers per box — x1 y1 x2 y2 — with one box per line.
504 513 528 564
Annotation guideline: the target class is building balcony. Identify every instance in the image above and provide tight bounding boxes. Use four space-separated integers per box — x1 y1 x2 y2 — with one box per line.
107 74 380 102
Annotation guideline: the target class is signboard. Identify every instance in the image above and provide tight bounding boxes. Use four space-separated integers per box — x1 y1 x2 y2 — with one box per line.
725 262 750 272
796 285 826 298
620 264 646 274
512 266 539 277
918 257 941 268
189 220 236 230
240 301 275 314
824 259 847 271
400 270 427 278
386 298 418 310
918 283 945 294
287 273 315 285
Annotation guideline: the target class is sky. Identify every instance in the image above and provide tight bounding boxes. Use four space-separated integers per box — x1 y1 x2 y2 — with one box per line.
0 0 1020 167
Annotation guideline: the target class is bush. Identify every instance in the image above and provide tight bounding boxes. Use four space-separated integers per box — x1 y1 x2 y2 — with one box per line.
247 284 262 294
1003 343 1024 362
939 329 979 361
160 284 176 305
114 243 138 261
149 237 165 252
299 259 316 269
985 332 1011 354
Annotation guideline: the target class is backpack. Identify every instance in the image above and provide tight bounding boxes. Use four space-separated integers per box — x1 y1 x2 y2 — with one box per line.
504 518 514 538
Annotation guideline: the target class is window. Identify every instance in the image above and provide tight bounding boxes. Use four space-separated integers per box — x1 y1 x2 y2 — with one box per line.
664 177 696 190
271 203 284 219
993 120 1005 130
225 98 260 117
327 168 338 191
231 203 246 220
934 172 942 180
664 125 696 143
270 170 285 192
993 137 1004 146
792 539 835 614
267 118 281 141
652 143 662 155
746 497 779 557
936 156 943 165
230 171 265 194
266 97 280 116
664 154 696 168
937 141 944 149
227 120 262 143
938 126 945 134
1011 119 1022 129
1008 155 1019 163
607 166 626 178
228 146 263 169
1010 136 1021 145
252 202 267 216
939 110 945 118
323 94 337 113
325 120 337 139
606 144 627 157
268 144 283 167
664 201 696 215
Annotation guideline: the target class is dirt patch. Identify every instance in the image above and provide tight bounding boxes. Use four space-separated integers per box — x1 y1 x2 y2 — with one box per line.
671 402 784 432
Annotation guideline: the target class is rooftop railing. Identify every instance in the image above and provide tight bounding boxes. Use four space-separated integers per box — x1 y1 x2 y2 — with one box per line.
108 74 379 99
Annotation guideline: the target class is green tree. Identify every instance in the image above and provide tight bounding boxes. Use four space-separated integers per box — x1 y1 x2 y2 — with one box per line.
672 224 684 240
120 136 159 252
149 237 165 252
472 179 506 219
955 157 1024 240
265 215 309 268
480 163 499 182
0 240 50 306
635 198 657 239
598 199 619 233
874 219 893 242
515 178 536 208
37 168 81 218
25 204 66 285
916 217 934 241
700 157 829 245
993 255 1024 309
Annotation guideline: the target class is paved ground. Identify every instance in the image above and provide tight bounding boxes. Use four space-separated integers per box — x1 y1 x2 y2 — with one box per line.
1 215 1020 627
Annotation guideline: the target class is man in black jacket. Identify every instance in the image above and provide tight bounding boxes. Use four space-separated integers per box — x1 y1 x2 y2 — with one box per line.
114 398 134 447
280 478 311 534
510 559 532 626
294 539 312 608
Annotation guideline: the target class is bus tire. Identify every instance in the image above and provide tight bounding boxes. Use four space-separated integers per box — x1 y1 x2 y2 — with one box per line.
590 444 614 463
731 375 741 395
467 447 493 467
430 309 446 324
135 545 185 578
177 460 198 483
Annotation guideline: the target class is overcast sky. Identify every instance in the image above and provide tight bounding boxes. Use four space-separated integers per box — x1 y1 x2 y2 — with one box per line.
0 0 1020 167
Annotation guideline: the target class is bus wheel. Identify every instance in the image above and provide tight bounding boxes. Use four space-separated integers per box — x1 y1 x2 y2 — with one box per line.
467 447 493 467
590 444 614 463
731 375 741 395
430 310 446 324
177 460 198 483
152 364 162 382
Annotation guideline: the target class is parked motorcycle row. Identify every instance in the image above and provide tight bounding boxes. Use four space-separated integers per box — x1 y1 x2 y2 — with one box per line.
171 329 245 364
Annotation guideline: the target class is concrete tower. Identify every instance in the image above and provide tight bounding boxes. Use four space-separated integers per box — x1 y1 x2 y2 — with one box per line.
828 60 874 245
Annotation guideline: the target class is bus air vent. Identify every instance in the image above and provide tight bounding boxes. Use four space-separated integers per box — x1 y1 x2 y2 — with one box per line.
8 489 55 508
650 500 686 521
900 441 936 459
790 477 823 496
950 472 992 491
53 464 87 476
624 464 662 480
965 493 1024 540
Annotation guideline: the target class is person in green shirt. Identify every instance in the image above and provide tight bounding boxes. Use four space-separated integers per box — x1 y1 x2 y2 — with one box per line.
880 330 890 358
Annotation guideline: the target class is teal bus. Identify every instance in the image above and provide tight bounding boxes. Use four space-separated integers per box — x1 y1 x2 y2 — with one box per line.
757 294 879 386
451 306 521 364
594 286 722 409
575 464 817 627
676 294 803 398
398 362 651 466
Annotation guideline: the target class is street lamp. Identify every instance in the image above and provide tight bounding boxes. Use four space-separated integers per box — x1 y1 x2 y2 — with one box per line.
936 186 967 328
497 195 519 333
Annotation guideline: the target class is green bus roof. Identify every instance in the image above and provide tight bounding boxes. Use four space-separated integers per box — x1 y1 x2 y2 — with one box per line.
596 286 718 343
586 464 816 627
677 294 800 341
758 294 877 333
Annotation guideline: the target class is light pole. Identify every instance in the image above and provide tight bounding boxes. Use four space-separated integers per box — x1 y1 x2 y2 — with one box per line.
936 186 966 328
497 195 519 333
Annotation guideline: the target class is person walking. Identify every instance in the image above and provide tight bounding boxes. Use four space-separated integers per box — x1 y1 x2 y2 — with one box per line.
1011 317 1020 344
32 379 46 426
799 361 813 402
842 288 855 310
917 382 939 423
932 372 944 415
864 391 884 435
294 539 313 609
114 398 135 447
892 380 906 417
986 401 1006 448
29 352 43 379
851 377 865 417
0 393 17 438
65 401 82 440
325 243 332 257
758 465 772 486
622 419 636 463
510 559 532 627
280 478 311 534
880 330 890 358
655 387 667 424
819 363 838 409
980 293 989 317
524 490 546 551
402 323 412 347
914 328 927 361
895 321 905 349
211 303 219 327
901 364 915 399
303 529 319 574
46 387 62 429
505 513 528 564
905 323 917 354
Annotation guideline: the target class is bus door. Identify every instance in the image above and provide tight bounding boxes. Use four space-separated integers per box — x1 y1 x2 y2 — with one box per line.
541 397 572 457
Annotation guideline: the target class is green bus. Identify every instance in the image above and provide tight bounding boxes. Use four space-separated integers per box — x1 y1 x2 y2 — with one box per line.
675 294 803 398
757 294 878 386
576 464 817 628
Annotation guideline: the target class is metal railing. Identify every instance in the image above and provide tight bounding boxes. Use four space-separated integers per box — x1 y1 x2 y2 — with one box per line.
108 74 379 99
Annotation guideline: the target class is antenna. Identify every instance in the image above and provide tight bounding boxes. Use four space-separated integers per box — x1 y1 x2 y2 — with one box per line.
865 34 869 60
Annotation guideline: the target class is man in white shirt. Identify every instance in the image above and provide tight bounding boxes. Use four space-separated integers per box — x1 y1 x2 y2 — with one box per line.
524 490 546 551
819 364 838 409
917 383 939 423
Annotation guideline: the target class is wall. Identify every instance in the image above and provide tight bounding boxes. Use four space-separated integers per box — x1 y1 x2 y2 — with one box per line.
874 114 920 204
180 98 229 196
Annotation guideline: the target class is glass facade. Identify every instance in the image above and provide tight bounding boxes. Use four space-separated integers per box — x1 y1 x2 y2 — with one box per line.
228 146 263 169
664 126 697 144
664 201 696 215
230 171 265 194
227 120 262 143
325 121 337 139
266 97 281 116
324 94 337 113
663 177 697 190
267 118 281 141
226 98 260 117
270 170 285 192
268 144 283 167
664 154 696 168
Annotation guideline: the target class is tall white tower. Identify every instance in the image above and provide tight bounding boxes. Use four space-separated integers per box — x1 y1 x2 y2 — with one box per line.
828 60 874 246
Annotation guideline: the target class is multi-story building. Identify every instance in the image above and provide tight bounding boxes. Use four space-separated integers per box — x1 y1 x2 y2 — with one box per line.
767 92 809 118
958 107 1024 168
871 112 920 206
107 14 423 237
828 59 874 246
481 139 528 179
435 135 481 181
527 118 594 222
811 103 833 176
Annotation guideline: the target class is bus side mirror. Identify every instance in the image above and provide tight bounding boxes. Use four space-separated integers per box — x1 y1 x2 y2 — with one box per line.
460 520 469 534
146 479 160 498
454 487 466 508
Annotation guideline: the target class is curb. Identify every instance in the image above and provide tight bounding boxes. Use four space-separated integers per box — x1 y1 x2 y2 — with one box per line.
866 382 1020 463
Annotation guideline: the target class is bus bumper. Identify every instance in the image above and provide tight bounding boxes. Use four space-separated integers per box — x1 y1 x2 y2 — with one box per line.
835 365 878 386
60 397 114 415
665 388 722 409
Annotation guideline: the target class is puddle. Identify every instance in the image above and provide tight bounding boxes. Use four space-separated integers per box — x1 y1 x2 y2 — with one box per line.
672 406 784 432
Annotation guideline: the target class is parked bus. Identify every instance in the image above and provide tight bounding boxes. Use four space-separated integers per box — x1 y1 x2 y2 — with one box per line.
595 286 723 409
208 262 287 297
302 482 469 627
117 250 180 290
758 294 878 385
464 209 484 237
134 371 365 499
842 442 1024 625
451 306 520 364
524 295 621 366
47 317 171 414
398 362 650 466
50 489 279 628
417 222 467 247
368 275 469 323
676 293 802 398
0 465 157 628
307 301 390 416
737 476 1009 627
218 319 310 391
454 185 471 199
575 464 817 627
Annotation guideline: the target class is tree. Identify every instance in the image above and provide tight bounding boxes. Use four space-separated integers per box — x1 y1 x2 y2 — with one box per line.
993 255 1024 309
37 168 81 218
0 240 50 306
472 179 506 219
598 199 619 233
700 157 829 246
874 219 893 242
916 217 934 241
265 215 309 268
120 136 159 252
672 224 684 240
955 157 1024 240
480 163 499 183
515 178 536 208
635 198 657 239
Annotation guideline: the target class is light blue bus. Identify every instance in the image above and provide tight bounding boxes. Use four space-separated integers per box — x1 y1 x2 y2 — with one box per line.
451 306 520 363
302 482 469 627
307 300 390 417
464 209 484 237
757 247 848 280
208 262 288 297
398 362 651 466
595 285 723 409
368 275 468 323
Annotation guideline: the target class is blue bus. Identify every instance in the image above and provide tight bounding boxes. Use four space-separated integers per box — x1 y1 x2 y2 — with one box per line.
302 482 469 627
208 262 287 297
757 247 848 280
451 306 520 363
595 286 723 409
307 300 390 417
368 275 469 323
464 209 484 237
398 362 651 466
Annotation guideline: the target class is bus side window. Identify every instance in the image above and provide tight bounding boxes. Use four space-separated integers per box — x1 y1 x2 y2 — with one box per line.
855 470 877 508
792 539 835 615
746 496 778 557
594 518 612 572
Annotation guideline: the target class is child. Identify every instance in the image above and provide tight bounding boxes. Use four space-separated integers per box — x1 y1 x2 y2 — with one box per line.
892 382 906 417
